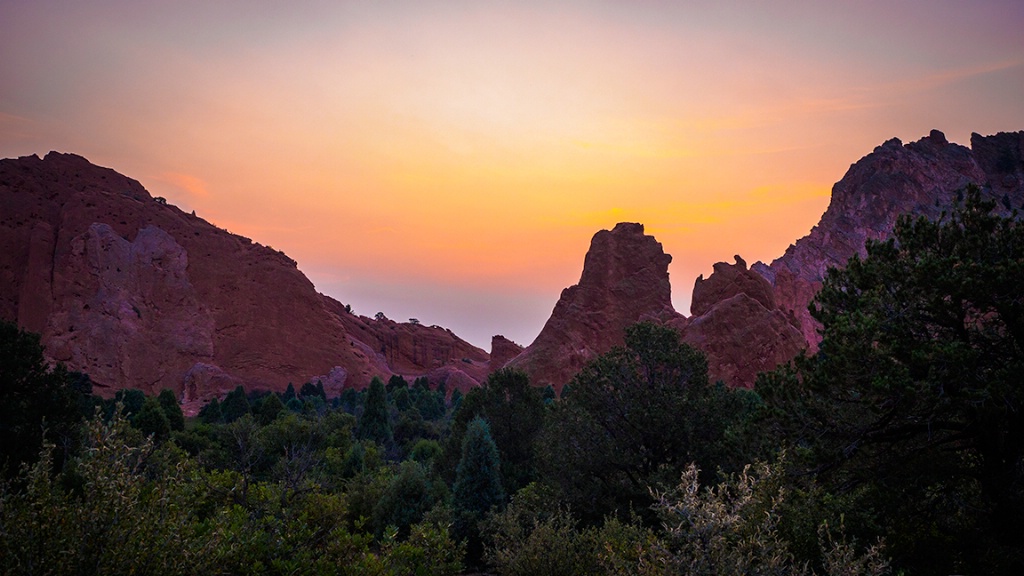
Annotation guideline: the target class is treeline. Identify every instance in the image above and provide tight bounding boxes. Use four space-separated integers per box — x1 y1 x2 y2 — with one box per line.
2 186 1022 575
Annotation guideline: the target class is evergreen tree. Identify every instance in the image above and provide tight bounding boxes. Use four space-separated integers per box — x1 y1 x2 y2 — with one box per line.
299 381 325 401
132 397 170 441
358 377 392 445
156 389 185 432
759 186 1024 574
372 460 437 538
0 321 86 476
282 382 297 403
453 417 505 516
115 389 146 418
386 374 408 393
220 386 250 423
539 321 746 524
254 393 285 425
198 397 222 424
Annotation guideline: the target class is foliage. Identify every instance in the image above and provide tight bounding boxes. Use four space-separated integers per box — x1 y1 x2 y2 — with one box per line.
453 417 505 517
359 377 393 445
453 416 505 566
601 458 890 576
540 321 749 523
221 385 251 423
372 460 446 538
757 187 1024 573
0 320 88 477
437 368 544 494
157 388 185 431
132 396 171 441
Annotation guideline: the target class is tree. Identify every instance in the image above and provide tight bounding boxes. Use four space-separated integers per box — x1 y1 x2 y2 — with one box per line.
0 321 86 476
372 460 438 538
220 386 250 423
436 369 544 495
758 186 1024 574
132 397 171 442
453 417 506 566
254 393 285 425
358 377 392 445
540 321 749 524
282 382 297 403
299 381 326 402
156 389 185 432
453 417 505 517
198 397 222 424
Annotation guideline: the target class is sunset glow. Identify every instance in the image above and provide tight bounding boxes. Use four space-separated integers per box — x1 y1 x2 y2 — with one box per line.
2 0 1022 347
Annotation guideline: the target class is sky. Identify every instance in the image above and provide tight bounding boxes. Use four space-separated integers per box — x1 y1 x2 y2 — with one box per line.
1 0 1022 349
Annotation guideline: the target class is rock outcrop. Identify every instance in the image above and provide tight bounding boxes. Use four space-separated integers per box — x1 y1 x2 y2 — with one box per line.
753 130 1024 349
507 130 1024 390
7 130 1022 402
0 152 488 409
505 223 681 390
677 256 804 388
488 335 523 373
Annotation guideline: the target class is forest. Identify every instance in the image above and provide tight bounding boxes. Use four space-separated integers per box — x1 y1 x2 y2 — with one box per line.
1 188 1022 575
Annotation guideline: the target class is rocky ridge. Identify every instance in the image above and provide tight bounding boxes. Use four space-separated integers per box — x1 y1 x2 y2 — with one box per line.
503 130 1024 389
4 130 1022 404
751 130 1024 349
0 152 488 412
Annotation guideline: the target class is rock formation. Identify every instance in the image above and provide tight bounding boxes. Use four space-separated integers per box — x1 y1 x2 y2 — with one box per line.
505 130 1024 390
0 152 488 411
6 129 1022 404
677 256 804 388
752 130 1024 349
505 223 681 390
488 335 524 373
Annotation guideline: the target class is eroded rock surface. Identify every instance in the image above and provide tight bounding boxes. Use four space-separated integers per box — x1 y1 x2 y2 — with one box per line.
0 152 488 409
505 223 681 390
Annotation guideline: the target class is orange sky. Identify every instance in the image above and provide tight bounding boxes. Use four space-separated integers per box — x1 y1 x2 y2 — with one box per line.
2 1 1023 348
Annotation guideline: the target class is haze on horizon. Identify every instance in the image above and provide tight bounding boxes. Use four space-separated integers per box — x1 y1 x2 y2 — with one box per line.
1 0 1022 349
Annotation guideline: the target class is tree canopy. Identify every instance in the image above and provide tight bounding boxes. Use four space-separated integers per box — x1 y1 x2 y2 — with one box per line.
758 186 1024 573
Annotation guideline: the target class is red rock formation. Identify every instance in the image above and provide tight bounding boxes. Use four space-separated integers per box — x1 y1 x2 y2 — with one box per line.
0 152 488 410
752 130 1023 350
511 130 1024 390
678 256 804 388
488 335 523 373
505 223 682 390
321 295 490 385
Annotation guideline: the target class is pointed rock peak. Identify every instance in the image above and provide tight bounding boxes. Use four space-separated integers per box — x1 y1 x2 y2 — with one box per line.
927 129 948 146
505 222 680 390
691 254 774 317
579 222 673 297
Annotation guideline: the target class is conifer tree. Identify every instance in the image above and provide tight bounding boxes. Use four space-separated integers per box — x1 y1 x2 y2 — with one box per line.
454 417 505 516
132 397 170 441
156 388 185 432
358 377 392 445
220 386 250 423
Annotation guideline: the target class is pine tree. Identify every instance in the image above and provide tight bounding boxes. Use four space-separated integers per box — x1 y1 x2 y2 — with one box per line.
453 417 505 516
220 386 250 423
358 377 392 445
156 388 185 432
132 397 170 441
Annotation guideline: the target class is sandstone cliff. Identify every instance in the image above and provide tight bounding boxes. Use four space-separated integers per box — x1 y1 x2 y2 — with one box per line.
0 152 487 410
752 130 1024 349
505 130 1023 390
504 223 682 390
